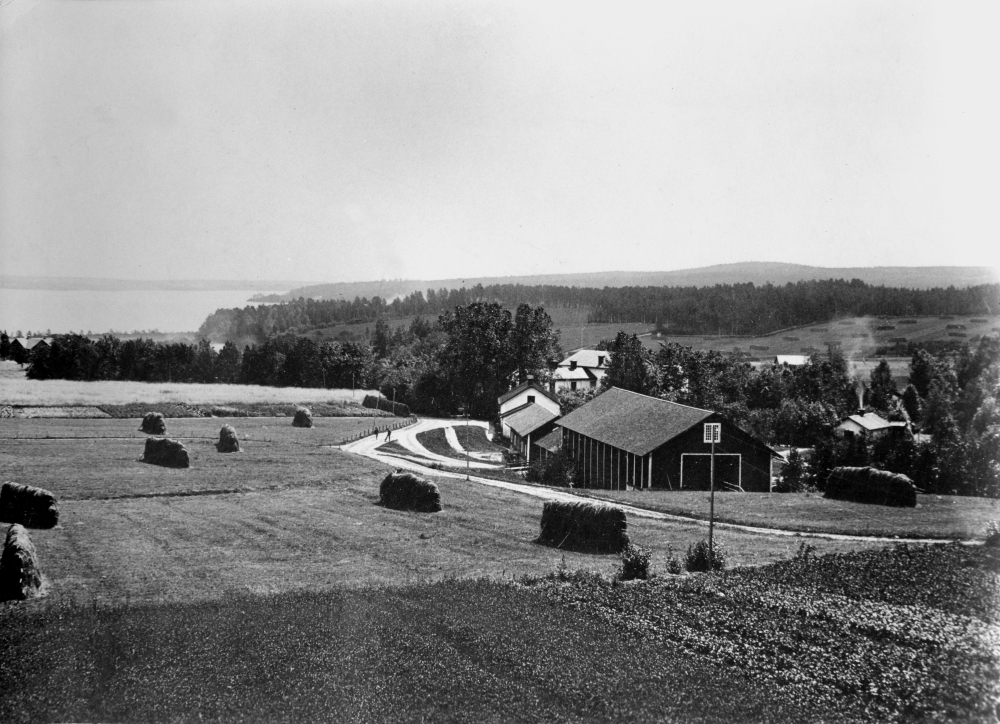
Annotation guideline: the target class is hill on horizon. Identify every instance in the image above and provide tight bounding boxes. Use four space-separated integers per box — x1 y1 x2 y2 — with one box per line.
254 262 1000 302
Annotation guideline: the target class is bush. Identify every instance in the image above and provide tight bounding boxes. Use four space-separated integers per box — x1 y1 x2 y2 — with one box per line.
986 521 1000 548
139 411 166 434
685 538 727 572
536 501 629 554
825 466 917 507
379 471 441 513
524 450 577 487
619 543 651 581
0 524 42 601
665 546 683 575
0 482 59 529
140 438 190 468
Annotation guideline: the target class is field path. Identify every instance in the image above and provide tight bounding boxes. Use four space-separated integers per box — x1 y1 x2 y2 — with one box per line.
342 421 977 545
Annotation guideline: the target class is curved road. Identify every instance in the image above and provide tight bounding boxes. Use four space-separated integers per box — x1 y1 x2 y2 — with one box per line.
342 418 975 545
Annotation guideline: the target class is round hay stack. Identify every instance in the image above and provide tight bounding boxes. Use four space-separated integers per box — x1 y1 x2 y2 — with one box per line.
0 524 42 601
0 482 59 529
379 471 441 512
292 406 314 428
139 412 166 434
216 424 241 453
140 438 190 468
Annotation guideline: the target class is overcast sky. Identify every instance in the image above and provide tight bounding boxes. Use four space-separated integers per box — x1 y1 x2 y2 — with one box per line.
1 0 997 284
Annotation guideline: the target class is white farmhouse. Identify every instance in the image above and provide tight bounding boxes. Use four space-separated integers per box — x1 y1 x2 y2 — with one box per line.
550 349 609 393
497 376 561 438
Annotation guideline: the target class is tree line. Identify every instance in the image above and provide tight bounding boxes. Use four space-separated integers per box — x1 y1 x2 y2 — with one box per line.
197 279 1000 343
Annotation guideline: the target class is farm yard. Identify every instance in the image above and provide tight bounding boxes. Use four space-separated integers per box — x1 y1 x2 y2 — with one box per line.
1 409 998 720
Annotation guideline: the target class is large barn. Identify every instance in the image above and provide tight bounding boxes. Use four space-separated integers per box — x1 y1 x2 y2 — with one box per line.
556 387 779 491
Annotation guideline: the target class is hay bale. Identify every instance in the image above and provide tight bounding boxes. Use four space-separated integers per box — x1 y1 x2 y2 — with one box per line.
139 412 166 434
379 471 441 513
216 424 240 453
824 466 917 507
292 407 313 428
0 482 59 529
537 500 629 553
0 524 42 601
140 438 190 468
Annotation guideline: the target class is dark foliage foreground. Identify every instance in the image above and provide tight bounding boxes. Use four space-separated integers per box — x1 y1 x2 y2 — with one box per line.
537 500 629 554
1 545 996 723
378 472 441 513
0 482 59 529
532 543 1000 723
825 466 917 507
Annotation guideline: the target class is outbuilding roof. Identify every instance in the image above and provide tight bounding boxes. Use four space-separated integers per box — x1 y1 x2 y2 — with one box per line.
839 412 907 432
14 338 51 350
534 427 563 453
775 355 809 366
505 404 559 438
556 387 714 457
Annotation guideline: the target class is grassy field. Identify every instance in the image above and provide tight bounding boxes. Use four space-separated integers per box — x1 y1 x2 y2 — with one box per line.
415 427 478 462
0 361 377 407
580 489 999 540
453 424 505 453
644 314 1000 358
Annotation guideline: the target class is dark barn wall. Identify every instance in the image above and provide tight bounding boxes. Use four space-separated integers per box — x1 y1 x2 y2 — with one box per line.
650 417 773 492
563 428 649 490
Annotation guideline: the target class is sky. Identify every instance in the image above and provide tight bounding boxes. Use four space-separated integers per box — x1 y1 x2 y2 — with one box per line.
1 0 997 284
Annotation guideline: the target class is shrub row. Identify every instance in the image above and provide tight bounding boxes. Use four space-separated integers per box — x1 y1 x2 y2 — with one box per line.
825 466 917 507
0 482 59 529
537 501 629 554
362 394 411 417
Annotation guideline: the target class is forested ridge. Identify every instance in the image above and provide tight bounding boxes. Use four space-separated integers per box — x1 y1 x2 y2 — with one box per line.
199 279 1000 343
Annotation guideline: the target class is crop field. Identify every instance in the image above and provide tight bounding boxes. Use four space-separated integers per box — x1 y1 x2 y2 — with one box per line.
643 314 1000 357
580 489 999 540
0 361 378 408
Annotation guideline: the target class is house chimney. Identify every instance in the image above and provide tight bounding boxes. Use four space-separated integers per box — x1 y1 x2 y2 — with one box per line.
527 374 534 381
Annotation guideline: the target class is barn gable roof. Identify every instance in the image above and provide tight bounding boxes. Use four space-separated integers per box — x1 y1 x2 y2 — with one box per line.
555 387 713 457
534 427 563 453
505 404 559 437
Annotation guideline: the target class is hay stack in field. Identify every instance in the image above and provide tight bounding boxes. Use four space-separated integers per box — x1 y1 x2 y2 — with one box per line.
292 407 314 428
139 412 166 434
216 424 240 453
140 438 190 468
537 500 629 553
825 466 917 507
379 471 441 513
0 482 59 529
0 524 42 601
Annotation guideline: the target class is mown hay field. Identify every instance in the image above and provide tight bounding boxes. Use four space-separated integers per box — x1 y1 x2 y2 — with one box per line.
582 489 999 540
1 420 890 605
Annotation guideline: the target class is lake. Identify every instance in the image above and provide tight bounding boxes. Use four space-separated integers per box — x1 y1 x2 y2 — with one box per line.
0 289 279 335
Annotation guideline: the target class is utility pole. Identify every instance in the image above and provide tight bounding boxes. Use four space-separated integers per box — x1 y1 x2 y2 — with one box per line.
704 422 721 570
465 406 470 481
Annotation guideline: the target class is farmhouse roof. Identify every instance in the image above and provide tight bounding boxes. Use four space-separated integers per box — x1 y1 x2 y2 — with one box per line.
534 427 563 453
556 387 714 457
551 366 595 382
505 404 559 438
497 379 560 407
559 349 608 369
